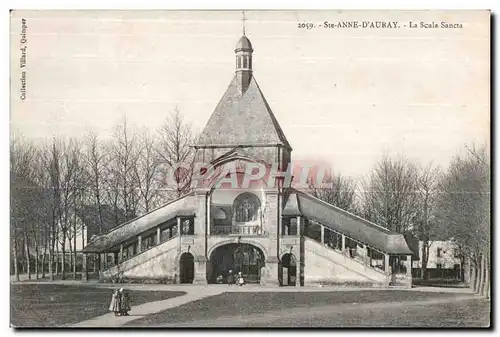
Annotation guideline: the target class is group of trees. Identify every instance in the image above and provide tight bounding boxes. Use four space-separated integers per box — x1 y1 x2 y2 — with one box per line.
10 110 194 281
309 145 490 298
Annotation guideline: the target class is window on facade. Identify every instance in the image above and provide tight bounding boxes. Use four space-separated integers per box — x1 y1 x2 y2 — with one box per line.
142 233 156 251
282 217 297 236
325 228 342 251
369 249 385 271
437 248 442 257
345 237 358 258
436 263 443 269
305 221 322 242
243 56 248 68
453 249 460 258
249 56 252 68
237 57 241 69
181 219 194 235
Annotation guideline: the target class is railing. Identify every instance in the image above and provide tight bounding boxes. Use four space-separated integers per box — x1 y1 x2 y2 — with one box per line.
211 225 263 236
304 222 387 274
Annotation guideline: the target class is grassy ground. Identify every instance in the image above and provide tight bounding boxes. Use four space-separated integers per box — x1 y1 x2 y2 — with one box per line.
10 284 186 327
175 298 490 328
128 290 472 326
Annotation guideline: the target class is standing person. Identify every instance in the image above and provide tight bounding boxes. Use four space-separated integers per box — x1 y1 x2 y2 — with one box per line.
108 288 121 316
119 288 131 316
227 270 234 285
238 272 245 286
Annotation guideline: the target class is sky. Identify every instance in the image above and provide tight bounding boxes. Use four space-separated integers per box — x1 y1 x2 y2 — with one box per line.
10 10 490 178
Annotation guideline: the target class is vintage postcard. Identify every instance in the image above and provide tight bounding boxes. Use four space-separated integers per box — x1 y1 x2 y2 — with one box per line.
10 10 490 328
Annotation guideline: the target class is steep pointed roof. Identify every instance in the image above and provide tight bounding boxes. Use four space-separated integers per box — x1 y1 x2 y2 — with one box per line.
195 74 291 149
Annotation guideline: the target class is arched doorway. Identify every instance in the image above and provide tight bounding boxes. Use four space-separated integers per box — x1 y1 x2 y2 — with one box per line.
208 243 265 284
281 253 297 286
179 253 194 284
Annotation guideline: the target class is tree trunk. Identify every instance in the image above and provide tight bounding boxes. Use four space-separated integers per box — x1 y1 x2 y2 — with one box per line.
483 255 489 298
479 253 487 296
13 236 20 282
34 245 39 280
48 248 54 281
469 258 475 290
421 242 428 280
68 235 74 279
81 221 85 280
73 223 77 279
41 245 46 278
55 239 60 276
61 239 66 280
474 257 481 294
24 232 31 280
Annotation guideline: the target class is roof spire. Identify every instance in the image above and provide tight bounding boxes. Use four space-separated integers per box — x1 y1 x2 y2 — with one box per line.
242 11 246 36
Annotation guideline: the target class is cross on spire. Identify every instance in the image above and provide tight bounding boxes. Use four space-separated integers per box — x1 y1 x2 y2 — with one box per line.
242 11 247 36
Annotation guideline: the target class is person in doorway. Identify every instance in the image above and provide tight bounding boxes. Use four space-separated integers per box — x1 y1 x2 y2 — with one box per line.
227 270 234 285
237 272 245 286
108 288 121 316
216 274 223 284
119 288 131 316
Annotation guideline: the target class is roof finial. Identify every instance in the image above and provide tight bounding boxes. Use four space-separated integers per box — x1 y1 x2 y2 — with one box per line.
242 11 246 36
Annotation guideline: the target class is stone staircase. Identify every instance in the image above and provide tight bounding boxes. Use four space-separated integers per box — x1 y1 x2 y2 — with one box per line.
303 238 390 287
101 236 180 283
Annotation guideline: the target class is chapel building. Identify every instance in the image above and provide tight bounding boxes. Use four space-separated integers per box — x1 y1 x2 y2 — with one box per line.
82 34 414 287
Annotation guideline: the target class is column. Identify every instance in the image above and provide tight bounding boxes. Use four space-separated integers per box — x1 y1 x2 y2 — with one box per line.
137 235 142 254
157 227 161 245
193 255 208 285
296 216 302 287
100 253 106 270
321 226 325 244
384 254 390 273
207 193 212 235
98 254 104 281
82 253 88 282
342 234 346 252
177 216 182 284
265 257 280 286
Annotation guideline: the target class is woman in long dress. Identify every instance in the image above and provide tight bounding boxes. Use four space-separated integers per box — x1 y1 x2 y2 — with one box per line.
108 289 121 316
119 288 131 316
237 272 245 286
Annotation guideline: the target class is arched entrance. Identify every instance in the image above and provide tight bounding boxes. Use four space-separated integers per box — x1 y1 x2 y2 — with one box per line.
179 253 194 284
281 253 297 286
208 243 265 284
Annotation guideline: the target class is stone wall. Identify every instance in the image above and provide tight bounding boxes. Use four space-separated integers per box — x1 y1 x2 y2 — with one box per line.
100 237 179 282
303 239 389 287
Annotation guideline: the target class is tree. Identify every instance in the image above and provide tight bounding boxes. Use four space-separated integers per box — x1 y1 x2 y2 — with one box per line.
361 154 420 233
308 171 358 214
83 131 107 234
134 130 162 213
157 108 195 199
57 138 83 280
436 144 490 296
10 136 38 281
107 117 140 221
